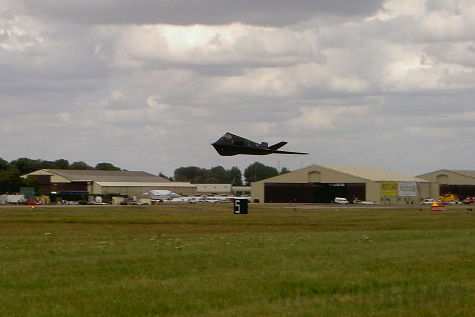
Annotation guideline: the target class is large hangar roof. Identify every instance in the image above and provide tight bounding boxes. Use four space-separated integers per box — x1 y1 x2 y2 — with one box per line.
95 182 194 187
29 169 171 183
442 170 475 179
416 169 475 184
321 165 428 182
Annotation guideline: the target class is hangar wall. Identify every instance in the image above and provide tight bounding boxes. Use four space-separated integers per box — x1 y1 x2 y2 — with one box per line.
251 165 369 203
417 170 475 199
24 169 197 198
251 165 433 204
93 182 197 196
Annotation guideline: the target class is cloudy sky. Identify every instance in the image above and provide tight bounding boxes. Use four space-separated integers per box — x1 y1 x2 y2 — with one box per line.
1 0 474 177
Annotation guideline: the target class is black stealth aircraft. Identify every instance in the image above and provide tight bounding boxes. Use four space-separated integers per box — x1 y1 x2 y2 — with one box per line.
212 132 308 156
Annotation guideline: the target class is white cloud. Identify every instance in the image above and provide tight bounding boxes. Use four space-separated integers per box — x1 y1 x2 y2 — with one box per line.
0 16 43 51
1 0 475 176
113 23 320 69
288 105 375 131
370 0 426 21
419 10 467 41
146 94 171 111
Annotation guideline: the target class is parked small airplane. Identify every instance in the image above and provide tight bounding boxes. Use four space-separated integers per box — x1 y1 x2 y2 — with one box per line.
212 132 308 156
148 190 180 201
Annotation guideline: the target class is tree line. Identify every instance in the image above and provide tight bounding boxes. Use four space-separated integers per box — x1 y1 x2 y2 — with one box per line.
173 162 289 185
0 157 289 194
0 158 122 194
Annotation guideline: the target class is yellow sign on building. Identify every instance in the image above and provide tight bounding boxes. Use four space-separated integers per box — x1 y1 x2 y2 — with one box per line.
381 182 398 197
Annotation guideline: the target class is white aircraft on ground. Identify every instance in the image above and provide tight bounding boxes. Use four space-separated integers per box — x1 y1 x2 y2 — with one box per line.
148 190 181 201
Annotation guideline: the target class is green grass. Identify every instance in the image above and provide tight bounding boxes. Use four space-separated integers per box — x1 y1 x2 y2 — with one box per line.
0 204 475 316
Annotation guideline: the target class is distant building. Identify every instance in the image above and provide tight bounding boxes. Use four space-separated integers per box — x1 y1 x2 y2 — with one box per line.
196 184 231 195
251 165 436 204
24 169 196 197
194 184 251 197
417 170 475 199
232 186 251 197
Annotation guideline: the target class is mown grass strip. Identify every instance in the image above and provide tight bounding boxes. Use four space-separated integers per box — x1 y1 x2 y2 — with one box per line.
0 205 475 316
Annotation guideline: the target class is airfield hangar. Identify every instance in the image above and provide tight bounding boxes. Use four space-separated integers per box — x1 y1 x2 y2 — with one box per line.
251 165 437 204
417 170 475 199
24 169 197 197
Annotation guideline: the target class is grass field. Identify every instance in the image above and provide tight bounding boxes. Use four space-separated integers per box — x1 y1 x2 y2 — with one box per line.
1 203 475 316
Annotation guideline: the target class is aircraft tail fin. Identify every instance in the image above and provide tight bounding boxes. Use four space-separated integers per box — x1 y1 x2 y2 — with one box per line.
269 141 287 150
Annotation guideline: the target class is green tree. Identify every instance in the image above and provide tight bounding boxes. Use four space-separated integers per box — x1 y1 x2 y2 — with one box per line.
158 172 173 181
244 162 279 185
0 171 7 193
6 164 19 174
207 166 229 183
54 159 70 169
9 158 42 174
280 167 290 174
0 158 8 171
228 166 243 186
21 176 38 189
0 172 22 194
174 166 206 183
173 166 244 184
95 162 121 171
39 160 56 169
70 161 93 170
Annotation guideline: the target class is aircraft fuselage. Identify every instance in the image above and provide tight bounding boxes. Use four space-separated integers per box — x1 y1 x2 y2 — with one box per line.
212 132 308 156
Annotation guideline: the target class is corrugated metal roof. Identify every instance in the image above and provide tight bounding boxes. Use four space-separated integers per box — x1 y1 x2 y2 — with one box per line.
42 169 172 183
95 182 195 187
323 166 427 182
446 170 475 179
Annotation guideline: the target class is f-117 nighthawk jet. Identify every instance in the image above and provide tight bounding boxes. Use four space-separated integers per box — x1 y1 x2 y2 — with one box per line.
212 132 308 156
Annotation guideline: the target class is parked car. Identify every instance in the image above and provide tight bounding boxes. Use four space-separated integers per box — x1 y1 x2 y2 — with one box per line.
463 197 474 204
420 199 435 205
361 200 374 205
334 197 349 204
353 199 374 205
120 200 140 205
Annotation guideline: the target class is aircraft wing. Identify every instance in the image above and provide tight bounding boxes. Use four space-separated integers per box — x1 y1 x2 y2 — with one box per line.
266 149 308 155
268 142 287 150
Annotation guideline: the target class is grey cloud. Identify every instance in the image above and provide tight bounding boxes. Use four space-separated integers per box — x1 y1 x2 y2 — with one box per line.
424 43 475 68
2 0 475 178
425 0 462 13
18 0 383 26
0 23 112 114
380 92 475 120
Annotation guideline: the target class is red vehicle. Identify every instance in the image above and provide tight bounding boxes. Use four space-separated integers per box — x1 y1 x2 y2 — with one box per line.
463 197 474 204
